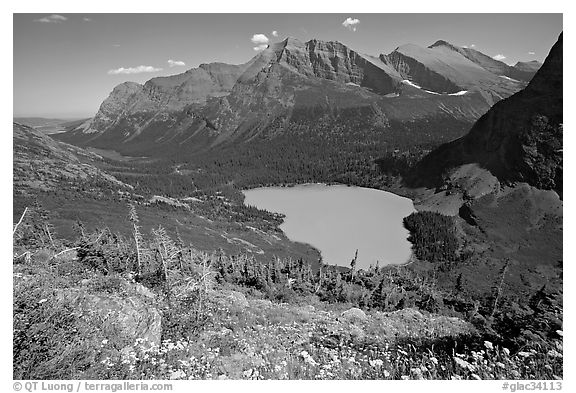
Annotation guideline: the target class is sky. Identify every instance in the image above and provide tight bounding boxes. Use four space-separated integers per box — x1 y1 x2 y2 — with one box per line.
13 13 562 118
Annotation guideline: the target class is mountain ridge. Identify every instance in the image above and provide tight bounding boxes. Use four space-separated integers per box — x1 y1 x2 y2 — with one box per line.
409 33 562 196
57 37 539 157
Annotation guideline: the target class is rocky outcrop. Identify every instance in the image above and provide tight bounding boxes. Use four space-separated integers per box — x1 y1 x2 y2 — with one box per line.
56 279 162 349
340 307 368 322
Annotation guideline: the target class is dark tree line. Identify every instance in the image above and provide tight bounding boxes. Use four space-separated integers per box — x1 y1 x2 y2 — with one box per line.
403 211 459 263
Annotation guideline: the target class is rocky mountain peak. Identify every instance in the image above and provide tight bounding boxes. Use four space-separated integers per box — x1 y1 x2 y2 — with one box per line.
428 39 454 49
411 33 563 193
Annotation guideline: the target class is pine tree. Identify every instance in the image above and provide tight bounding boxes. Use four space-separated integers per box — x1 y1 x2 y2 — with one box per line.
128 204 144 275
350 249 358 282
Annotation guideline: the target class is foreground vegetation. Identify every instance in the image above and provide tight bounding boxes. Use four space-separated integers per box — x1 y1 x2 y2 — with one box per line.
13 205 563 380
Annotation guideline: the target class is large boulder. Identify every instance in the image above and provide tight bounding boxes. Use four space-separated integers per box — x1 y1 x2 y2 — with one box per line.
340 307 368 323
56 280 161 349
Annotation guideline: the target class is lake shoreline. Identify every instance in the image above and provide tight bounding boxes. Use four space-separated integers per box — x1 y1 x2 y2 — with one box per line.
243 184 416 270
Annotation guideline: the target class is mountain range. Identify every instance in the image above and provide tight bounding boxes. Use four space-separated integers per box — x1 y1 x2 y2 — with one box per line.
411 33 562 195
56 38 540 156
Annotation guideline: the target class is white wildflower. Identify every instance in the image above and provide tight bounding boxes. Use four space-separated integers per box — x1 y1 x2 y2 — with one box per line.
369 359 384 368
453 356 475 372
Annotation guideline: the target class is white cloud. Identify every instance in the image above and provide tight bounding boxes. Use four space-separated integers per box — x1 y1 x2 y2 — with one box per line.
168 59 186 67
493 54 507 61
470 44 476 48
528 51 536 55
108 65 163 75
272 30 278 37
342 17 360 31
34 14 68 23
251 33 269 51
463 44 475 49
83 17 92 22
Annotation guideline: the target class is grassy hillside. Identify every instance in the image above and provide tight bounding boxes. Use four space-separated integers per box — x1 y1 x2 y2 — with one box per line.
13 204 563 380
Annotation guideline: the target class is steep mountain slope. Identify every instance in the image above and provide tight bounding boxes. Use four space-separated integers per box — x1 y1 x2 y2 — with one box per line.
403 35 562 332
428 40 541 83
13 122 127 195
57 37 526 156
383 43 524 105
514 60 543 73
411 33 562 194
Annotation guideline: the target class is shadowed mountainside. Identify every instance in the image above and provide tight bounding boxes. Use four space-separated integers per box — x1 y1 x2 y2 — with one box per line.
408 33 562 195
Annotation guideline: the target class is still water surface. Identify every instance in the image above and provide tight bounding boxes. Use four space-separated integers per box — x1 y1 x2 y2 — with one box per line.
243 184 416 269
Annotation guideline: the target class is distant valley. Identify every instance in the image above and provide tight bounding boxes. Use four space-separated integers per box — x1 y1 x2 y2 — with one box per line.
13 31 562 381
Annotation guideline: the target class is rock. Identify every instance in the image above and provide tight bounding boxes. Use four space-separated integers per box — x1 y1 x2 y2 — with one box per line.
340 307 367 322
127 281 156 299
225 290 249 308
393 308 424 320
349 325 365 340
56 281 161 348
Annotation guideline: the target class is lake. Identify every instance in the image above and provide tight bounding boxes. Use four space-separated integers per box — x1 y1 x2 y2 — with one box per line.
243 184 416 269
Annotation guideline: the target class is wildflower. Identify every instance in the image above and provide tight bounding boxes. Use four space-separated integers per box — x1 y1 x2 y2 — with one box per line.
401 375 410 380
411 368 424 380
502 347 510 356
556 330 563 337
369 359 384 368
517 351 532 358
453 357 475 372
496 362 505 368
471 374 481 380
430 357 438 365
382 370 390 378
547 350 562 358
101 339 108 345
38 299 47 304
484 341 493 350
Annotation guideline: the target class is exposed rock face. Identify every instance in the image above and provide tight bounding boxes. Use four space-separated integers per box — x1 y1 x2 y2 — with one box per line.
383 43 524 105
428 40 541 83
411 33 562 194
514 60 543 73
384 45 463 93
